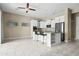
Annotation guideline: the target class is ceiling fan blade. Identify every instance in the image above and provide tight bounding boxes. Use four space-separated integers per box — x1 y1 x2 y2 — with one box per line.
29 8 36 11
26 11 28 13
27 3 29 8
18 7 25 9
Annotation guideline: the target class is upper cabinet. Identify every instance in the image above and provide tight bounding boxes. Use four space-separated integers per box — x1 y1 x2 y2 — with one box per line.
55 15 65 23
31 20 38 26
51 19 55 28
55 17 60 23
31 15 65 30
59 16 65 22
46 20 51 25
40 21 46 28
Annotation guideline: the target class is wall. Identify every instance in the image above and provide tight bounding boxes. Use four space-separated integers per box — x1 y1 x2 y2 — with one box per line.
0 9 4 43
0 10 1 43
71 14 76 40
3 12 34 40
49 11 64 20
64 8 72 42
74 13 79 40
71 13 79 40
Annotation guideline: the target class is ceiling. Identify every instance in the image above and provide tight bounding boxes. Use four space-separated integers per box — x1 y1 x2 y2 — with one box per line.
0 3 79 19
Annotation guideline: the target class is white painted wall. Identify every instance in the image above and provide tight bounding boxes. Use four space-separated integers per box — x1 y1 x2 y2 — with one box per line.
76 16 79 40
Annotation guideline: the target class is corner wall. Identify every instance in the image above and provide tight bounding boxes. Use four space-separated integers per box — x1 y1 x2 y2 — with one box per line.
72 13 79 40
65 8 72 42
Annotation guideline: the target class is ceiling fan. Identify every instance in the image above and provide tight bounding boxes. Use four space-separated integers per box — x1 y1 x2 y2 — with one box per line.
17 3 36 13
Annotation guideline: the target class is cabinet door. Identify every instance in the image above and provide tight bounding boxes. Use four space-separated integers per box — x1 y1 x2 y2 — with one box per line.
46 20 51 25
31 20 38 37
40 21 46 28
31 20 38 26
55 17 60 23
38 35 43 42
59 16 64 22
51 20 55 28
46 33 51 47
55 33 61 44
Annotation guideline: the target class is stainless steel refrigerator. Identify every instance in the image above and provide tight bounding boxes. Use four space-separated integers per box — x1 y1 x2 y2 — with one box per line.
55 22 65 41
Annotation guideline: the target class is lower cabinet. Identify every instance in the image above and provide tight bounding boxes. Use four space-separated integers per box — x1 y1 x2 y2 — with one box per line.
33 32 37 40
55 33 61 44
38 35 43 42
46 33 52 47
33 32 47 43
46 32 61 47
33 32 61 47
38 35 47 43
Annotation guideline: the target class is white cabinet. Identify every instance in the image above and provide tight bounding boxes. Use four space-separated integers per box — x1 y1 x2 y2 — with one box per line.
40 21 46 28
55 15 65 23
59 16 65 22
38 35 43 42
46 33 51 47
31 20 38 37
31 20 38 26
55 33 61 44
51 20 55 28
46 20 51 25
55 17 60 23
33 32 36 40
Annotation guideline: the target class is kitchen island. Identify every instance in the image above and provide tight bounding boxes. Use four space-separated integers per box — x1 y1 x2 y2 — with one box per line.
45 31 55 47
33 27 62 47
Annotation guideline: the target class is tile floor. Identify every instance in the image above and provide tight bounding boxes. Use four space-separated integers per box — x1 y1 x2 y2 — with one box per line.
0 38 79 56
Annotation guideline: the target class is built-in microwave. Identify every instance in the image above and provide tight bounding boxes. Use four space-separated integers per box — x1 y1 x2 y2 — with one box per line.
46 24 51 28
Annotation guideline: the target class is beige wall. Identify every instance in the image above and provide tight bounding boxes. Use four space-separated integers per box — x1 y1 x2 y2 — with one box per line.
64 8 72 42
66 11 79 40
71 14 76 40
0 10 1 43
72 13 79 40
3 12 34 39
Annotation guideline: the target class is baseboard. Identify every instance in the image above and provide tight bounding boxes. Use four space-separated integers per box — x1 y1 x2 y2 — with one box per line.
4 36 32 40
